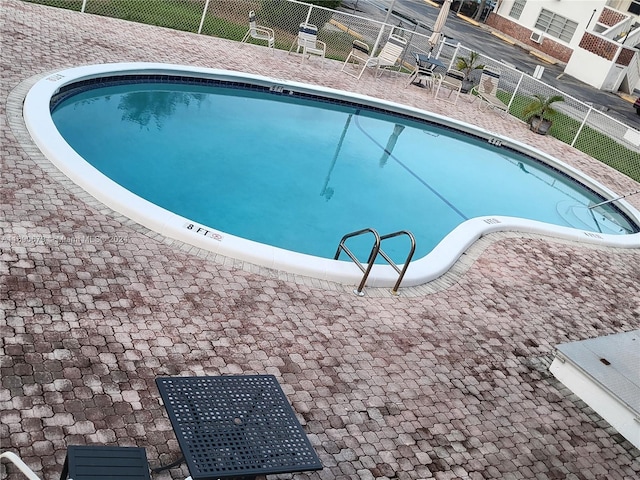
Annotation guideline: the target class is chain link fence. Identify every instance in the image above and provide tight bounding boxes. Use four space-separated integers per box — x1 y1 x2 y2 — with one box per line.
444 44 640 183
22 0 640 183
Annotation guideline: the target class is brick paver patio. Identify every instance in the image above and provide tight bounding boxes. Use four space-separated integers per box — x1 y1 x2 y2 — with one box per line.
1 1 639 479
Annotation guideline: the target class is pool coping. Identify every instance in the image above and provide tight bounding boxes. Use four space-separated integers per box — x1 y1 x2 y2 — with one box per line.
20 63 640 291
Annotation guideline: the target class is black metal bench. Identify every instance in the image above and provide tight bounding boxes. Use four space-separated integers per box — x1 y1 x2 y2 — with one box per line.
60 445 151 480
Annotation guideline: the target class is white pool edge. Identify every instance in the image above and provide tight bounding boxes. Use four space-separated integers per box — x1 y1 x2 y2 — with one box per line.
23 63 640 288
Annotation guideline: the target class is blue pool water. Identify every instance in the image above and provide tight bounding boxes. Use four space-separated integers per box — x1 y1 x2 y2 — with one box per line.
51 80 637 262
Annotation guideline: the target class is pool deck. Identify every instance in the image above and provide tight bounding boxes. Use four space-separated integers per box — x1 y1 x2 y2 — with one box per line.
1 1 640 479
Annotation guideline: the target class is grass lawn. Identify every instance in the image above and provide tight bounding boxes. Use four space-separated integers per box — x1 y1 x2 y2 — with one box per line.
500 91 640 183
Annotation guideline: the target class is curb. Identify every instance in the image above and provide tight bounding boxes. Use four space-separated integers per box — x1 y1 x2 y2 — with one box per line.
329 19 364 40
617 92 636 104
457 14 480 27
490 31 515 45
529 50 558 65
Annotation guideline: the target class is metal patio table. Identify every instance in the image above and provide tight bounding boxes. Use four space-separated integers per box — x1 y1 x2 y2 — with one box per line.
155 375 322 480
408 52 446 89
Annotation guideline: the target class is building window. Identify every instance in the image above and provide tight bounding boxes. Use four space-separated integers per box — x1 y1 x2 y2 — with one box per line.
509 0 526 20
535 9 578 43
630 1 640 16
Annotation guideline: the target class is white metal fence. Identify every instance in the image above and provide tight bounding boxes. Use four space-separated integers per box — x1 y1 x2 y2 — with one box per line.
23 0 640 183
434 42 640 183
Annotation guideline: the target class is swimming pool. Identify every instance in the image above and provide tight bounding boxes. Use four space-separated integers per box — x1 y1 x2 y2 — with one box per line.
24 63 640 288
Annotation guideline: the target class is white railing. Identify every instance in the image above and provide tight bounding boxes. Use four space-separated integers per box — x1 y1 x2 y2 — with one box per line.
625 51 640 93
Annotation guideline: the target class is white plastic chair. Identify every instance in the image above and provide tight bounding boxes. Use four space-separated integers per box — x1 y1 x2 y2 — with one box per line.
289 23 326 67
241 10 275 50
345 34 407 80
341 39 370 77
471 66 509 114
434 69 464 105
0 451 42 480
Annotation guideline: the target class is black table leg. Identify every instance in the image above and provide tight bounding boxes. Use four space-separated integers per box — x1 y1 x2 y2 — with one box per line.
59 454 69 480
150 455 185 473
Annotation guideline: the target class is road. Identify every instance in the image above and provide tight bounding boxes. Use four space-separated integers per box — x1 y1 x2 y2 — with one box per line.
340 0 639 128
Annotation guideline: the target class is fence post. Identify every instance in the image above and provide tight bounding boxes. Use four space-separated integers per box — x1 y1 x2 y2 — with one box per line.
508 71 525 113
81 0 87 13
447 42 462 70
371 23 387 56
435 37 446 58
197 0 211 34
371 0 398 56
571 106 593 148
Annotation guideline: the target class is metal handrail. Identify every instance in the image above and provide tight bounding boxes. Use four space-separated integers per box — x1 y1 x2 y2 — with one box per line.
379 230 417 293
335 228 416 296
334 228 381 296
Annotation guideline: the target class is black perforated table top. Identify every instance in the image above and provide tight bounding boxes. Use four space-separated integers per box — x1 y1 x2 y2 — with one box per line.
155 375 322 480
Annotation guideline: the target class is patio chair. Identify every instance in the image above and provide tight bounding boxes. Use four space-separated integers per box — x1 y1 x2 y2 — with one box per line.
1 451 41 480
346 34 407 80
341 39 370 77
289 23 326 67
471 66 509 114
241 10 275 50
434 69 464 105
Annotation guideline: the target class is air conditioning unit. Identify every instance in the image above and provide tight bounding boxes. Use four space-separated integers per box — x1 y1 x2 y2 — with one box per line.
530 31 543 43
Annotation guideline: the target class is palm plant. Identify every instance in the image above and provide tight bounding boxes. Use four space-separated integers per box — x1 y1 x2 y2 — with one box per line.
523 93 564 134
455 50 485 81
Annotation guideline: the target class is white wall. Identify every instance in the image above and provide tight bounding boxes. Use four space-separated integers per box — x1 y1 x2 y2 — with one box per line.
550 356 640 450
496 1 638 92
565 47 615 88
497 0 608 47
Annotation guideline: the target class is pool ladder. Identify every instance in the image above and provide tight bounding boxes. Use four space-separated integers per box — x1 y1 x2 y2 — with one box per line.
335 228 416 296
